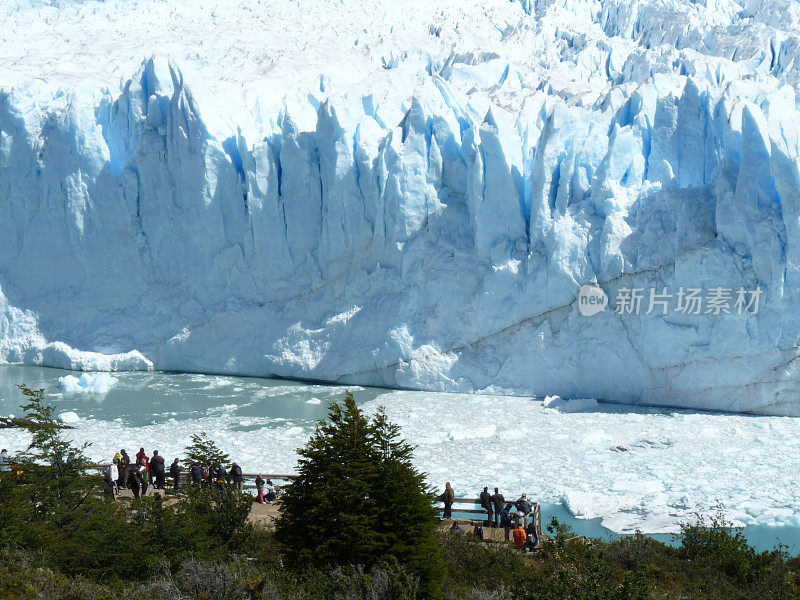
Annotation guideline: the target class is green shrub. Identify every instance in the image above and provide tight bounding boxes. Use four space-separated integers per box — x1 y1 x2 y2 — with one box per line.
679 511 771 583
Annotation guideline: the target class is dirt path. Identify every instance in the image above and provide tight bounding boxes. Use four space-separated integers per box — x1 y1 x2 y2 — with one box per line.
112 487 281 525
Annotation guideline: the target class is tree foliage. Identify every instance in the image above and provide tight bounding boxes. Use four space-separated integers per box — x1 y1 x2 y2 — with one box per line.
184 431 230 467
275 391 444 599
0 385 254 582
8 385 101 527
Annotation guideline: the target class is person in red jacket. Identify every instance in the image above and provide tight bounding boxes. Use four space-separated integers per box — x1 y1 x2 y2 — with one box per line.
512 523 526 549
136 447 150 473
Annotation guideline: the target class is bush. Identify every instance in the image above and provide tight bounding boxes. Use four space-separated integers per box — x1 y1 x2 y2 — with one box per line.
679 511 772 583
176 558 248 600
604 532 666 570
331 563 420 600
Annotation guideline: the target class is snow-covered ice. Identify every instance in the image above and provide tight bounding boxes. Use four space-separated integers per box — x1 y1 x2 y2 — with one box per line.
542 395 599 412
58 372 119 394
2 0 800 413
56 411 80 424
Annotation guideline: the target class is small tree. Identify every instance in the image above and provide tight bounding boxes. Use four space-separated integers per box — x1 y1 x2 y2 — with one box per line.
14 385 99 524
275 392 444 599
0 385 143 579
184 432 230 467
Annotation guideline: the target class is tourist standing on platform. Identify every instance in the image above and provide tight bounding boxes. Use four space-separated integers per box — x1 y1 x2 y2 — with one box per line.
439 482 455 519
140 464 149 496
215 463 228 496
513 522 527 549
136 447 150 473
491 487 505 527
119 449 131 488
524 522 539 551
103 469 115 498
515 493 532 526
230 462 244 493
191 463 203 485
170 458 181 493
109 461 119 495
255 474 265 503
150 450 166 491
500 503 513 542
265 478 277 502
129 464 143 498
480 486 494 525
204 463 214 488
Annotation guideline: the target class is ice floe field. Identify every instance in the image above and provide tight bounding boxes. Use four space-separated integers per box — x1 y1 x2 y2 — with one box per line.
2 365 799 538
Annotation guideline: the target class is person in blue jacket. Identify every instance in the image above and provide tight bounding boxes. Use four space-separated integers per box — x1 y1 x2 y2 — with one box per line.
500 503 514 542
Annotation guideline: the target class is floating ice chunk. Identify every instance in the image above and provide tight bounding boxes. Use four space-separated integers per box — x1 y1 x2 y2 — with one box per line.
542 395 599 413
447 424 497 441
58 372 119 394
306 397 322 405
57 411 80 424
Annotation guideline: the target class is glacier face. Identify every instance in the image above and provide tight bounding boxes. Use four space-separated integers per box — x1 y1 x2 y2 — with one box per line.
3 0 800 414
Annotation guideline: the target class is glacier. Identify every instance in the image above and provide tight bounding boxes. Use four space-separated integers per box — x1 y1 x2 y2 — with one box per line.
3 0 800 414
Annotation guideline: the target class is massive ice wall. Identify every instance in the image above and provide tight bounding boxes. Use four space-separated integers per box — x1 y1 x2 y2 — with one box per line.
2 0 800 414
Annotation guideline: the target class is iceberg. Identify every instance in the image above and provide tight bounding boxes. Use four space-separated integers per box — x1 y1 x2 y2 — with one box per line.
2 0 800 414
57 411 80 424
58 372 119 395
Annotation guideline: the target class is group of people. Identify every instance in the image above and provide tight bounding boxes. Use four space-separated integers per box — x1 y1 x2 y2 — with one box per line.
107 447 276 502
107 448 181 498
479 486 534 528
439 482 540 550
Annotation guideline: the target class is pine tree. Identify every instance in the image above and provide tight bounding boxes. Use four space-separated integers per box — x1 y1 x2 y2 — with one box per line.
275 392 444 599
184 432 230 467
371 408 444 600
